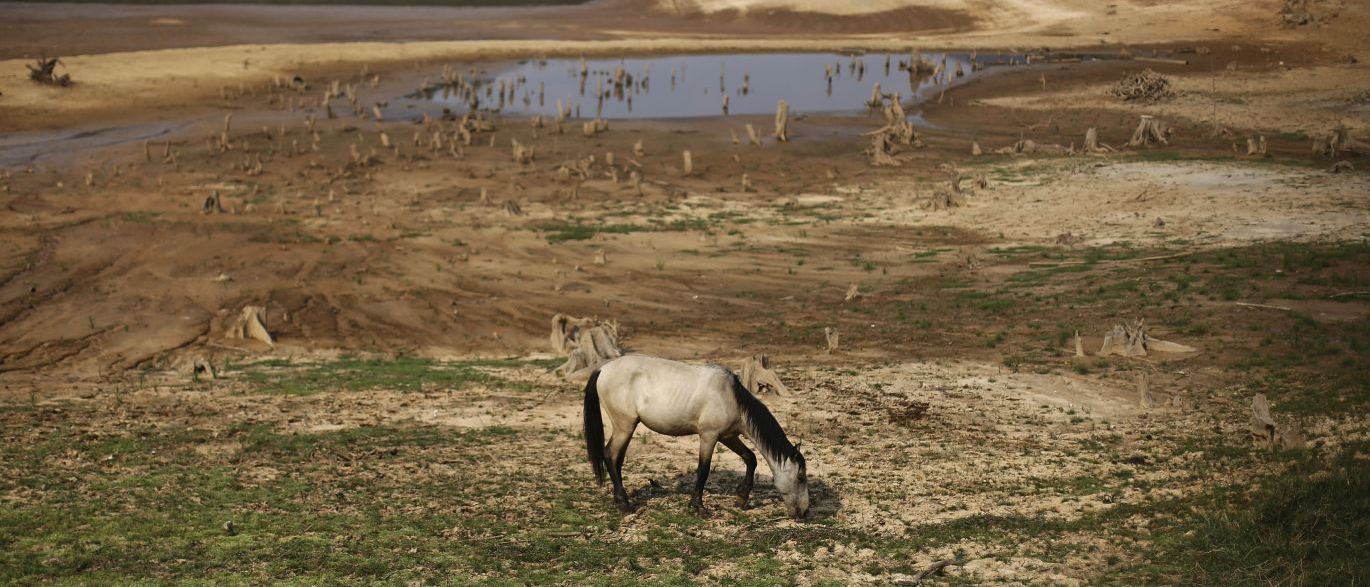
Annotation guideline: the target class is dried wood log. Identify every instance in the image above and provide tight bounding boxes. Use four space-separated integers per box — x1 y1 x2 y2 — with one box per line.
226 306 274 347
550 313 623 378
1109 69 1175 102
928 190 963 210
1099 319 1197 356
26 56 71 86
866 133 900 167
746 124 762 147
1250 394 1305 450
189 356 216 380
1312 125 1370 158
740 354 791 396
905 559 958 584
511 139 534 164
867 83 884 108
774 100 790 143
1127 115 1171 148
1084 127 1116 153
202 190 225 214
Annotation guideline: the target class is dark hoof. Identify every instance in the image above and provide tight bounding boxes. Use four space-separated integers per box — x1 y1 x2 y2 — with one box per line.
690 501 710 518
616 501 635 514
735 497 751 510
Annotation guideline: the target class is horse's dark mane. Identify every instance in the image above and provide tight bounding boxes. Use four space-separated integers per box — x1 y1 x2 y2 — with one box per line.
727 372 804 469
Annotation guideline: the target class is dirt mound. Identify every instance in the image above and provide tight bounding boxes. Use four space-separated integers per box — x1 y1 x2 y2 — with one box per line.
642 0 974 33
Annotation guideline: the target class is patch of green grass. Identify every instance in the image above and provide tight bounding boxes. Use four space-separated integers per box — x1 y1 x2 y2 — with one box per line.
119 211 161 224
229 356 558 395
1118 443 1370 586
533 218 710 243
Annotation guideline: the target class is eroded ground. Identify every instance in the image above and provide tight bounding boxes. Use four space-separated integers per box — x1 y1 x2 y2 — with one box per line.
2 0 1369 584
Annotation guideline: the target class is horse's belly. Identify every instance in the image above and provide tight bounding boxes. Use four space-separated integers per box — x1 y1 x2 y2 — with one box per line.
637 411 698 437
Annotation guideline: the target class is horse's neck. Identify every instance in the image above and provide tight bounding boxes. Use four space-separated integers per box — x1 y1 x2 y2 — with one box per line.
739 408 792 473
754 438 788 474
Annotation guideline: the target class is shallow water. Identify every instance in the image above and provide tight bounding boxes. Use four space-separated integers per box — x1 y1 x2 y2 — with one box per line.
418 52 1009 119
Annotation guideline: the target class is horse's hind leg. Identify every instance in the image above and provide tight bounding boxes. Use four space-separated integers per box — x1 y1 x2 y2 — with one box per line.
720 436 756 509
691 432 720 516
605 420 637 513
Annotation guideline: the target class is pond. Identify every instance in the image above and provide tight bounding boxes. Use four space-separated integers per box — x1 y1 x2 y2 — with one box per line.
415 51 1013 120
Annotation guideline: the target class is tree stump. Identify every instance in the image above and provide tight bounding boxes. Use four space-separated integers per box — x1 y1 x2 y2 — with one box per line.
1127 115 1170 148
226 306 274 347
740 354 791 396
774 100 790 143
550 314 624 379
202 190 225 214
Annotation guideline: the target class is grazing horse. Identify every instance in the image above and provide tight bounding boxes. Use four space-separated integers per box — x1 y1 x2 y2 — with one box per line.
583 354 809 518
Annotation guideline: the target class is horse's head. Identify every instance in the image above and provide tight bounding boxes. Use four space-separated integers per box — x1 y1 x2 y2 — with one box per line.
773 448 809 519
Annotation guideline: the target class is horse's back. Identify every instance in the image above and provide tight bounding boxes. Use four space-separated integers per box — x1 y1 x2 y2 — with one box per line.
596 355 739 437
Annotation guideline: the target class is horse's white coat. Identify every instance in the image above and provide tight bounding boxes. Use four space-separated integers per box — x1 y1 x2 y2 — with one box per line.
598 355 743 439
593 354 809 518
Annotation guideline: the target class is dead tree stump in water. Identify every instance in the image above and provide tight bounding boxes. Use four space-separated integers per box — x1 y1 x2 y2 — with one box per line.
774 100 790 143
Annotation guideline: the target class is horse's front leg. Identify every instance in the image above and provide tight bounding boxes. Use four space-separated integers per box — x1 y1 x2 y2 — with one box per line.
721 436 756 509
691 433 720 516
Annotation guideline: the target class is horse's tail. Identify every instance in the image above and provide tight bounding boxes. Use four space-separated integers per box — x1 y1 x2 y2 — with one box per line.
583 369 606 485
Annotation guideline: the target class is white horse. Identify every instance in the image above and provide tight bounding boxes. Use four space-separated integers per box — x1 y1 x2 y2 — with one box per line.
583 354 809 518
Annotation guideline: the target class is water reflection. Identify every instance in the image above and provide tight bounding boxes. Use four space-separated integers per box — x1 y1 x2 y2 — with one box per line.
416 52 1012 120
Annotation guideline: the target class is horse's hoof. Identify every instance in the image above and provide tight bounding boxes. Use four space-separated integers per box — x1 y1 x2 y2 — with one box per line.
690 502 710 518
735 498 751 510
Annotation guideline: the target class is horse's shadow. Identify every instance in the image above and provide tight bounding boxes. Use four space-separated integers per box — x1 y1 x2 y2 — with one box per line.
626 469 843 521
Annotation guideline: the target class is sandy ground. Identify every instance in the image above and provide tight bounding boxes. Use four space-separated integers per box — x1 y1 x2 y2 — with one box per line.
0 0 1366 391
0 0 1308 133
1 1 1369 583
